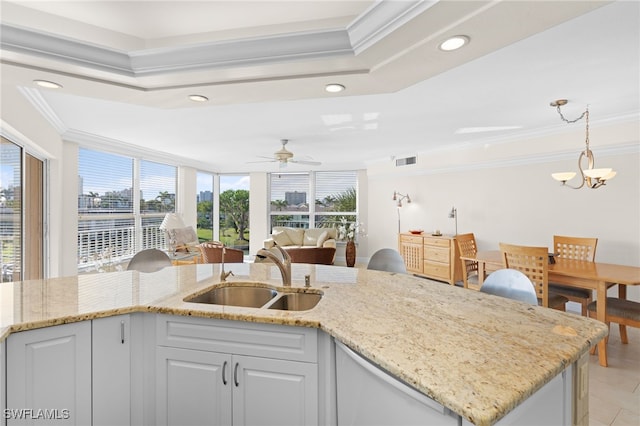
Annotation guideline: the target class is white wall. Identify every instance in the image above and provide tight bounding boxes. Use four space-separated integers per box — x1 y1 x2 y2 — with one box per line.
367 121 640 301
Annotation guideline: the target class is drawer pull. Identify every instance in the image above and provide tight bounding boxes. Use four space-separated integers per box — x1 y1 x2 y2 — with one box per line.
234 362 240 387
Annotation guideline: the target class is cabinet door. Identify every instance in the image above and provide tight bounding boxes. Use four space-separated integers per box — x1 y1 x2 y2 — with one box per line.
6 321 92 425
399 236 423 274
233 355 318 426
156 346 232 426
93 315 131 426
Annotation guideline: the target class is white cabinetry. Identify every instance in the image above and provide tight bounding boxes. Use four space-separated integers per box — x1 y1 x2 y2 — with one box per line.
335 341 459 426
92 314 132 426
5 315 134 426
6 321 92 425
155 314 319 426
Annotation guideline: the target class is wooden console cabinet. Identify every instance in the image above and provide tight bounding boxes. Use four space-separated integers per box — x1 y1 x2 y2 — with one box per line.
398 233 462 285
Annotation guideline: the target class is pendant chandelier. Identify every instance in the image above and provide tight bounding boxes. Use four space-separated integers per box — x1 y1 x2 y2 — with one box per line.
550 99 616 189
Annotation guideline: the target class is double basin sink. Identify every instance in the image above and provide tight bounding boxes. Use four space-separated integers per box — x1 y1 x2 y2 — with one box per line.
184 282 322 311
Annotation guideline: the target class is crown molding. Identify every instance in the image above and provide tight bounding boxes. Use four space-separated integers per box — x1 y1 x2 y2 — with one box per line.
1 24 133 75
1 2 428 79
17 86 68 135
348 0 437 54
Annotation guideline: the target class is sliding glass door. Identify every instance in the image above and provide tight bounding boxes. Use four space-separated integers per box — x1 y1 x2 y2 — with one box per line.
1 137 44 281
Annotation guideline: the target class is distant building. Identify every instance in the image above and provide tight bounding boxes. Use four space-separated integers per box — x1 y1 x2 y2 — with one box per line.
285 191 306 206
199 191 213 203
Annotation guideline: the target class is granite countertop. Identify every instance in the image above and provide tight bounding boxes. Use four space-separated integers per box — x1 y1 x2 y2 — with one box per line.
0 263 608 426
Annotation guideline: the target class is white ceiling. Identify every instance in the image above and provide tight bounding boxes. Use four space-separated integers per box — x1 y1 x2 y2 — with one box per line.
1 0 638 173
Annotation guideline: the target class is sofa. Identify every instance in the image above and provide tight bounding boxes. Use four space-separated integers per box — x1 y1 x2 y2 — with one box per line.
263 227 337 264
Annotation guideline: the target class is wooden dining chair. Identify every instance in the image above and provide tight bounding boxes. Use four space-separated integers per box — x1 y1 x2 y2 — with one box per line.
587 297 640 356
499 243 568 311
549 235 598 316
455 233 480 290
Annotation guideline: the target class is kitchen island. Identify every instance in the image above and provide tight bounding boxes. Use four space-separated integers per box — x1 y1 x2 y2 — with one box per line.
0 263 607 425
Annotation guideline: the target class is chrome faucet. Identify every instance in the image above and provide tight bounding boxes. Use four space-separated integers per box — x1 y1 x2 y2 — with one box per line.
219 247 234 282
256 244 292 286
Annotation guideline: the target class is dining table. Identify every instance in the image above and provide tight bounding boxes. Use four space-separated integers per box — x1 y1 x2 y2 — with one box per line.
459 250 640 367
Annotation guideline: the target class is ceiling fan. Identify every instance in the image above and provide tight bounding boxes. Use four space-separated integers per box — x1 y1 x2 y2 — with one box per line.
250 139 321 167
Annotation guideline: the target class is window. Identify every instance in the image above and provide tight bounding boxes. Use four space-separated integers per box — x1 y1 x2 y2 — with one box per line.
77 148 176 272
269 171 358 232
219 175 249 252
197 172 215 241
1 138 22 282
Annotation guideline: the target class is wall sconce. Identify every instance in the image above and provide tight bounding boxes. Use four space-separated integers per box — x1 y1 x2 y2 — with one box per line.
393 191 411 233
550 99 616 189
392 191 411 207
448 206 458 235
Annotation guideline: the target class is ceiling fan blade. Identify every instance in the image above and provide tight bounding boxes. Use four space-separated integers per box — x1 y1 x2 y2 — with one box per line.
290 159 321 166
246 159 277 163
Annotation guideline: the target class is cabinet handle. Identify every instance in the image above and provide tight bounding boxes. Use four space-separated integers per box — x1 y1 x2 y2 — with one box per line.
234 362 239 387
120 320 125 344
222 361 228 385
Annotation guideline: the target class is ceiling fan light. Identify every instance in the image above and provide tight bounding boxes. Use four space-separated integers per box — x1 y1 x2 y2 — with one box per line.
552 172 576 182
583 168 612 179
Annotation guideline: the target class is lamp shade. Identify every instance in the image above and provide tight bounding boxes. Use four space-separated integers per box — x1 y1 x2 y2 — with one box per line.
583 168 612 179
551 172 576 182
159 213 185 230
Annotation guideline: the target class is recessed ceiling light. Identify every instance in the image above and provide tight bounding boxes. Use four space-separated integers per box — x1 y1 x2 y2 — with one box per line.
188 94 209 102
33 80 62 89
439 36 470 51
325 84 345 93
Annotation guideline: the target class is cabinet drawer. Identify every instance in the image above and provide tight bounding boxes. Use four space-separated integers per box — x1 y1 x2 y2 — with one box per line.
424 246 450 264
156 314 317 362
400 235 423 244
423 237 450 248
424 261 450 280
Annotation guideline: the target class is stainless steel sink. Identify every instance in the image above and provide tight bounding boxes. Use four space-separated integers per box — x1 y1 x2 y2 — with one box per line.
184 285 277 308
267 292 322 311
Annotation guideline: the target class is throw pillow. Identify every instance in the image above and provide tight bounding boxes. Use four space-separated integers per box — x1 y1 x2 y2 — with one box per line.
316 230 329 247
272 230 293 247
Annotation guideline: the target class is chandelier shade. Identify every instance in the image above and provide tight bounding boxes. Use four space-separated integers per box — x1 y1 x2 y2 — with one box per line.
550 99 616 189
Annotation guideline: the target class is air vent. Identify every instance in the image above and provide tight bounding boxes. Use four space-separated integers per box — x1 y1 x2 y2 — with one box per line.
395 156 416 167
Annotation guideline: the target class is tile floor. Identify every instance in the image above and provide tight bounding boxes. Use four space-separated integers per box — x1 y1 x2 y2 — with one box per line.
588 324 640 426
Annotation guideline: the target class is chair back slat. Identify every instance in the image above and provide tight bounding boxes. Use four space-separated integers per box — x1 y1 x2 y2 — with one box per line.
553 235 597 261
500 243 549 307
456 233 478 288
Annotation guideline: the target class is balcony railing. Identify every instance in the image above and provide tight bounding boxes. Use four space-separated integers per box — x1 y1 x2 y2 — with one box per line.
78 223 166 273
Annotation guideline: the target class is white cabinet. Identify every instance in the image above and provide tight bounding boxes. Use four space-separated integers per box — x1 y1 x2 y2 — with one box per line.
92 314 132 426
233 354 318 426
156 346 232 426
5 316 134 426
155 314 319 426
6 321 92 425
335 341 459 426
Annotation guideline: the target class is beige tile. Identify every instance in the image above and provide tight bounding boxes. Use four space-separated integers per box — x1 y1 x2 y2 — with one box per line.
589 325 640 426
611 409 640 426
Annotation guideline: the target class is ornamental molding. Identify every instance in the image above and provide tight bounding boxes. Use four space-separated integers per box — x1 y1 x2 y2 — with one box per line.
1 1 424 78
